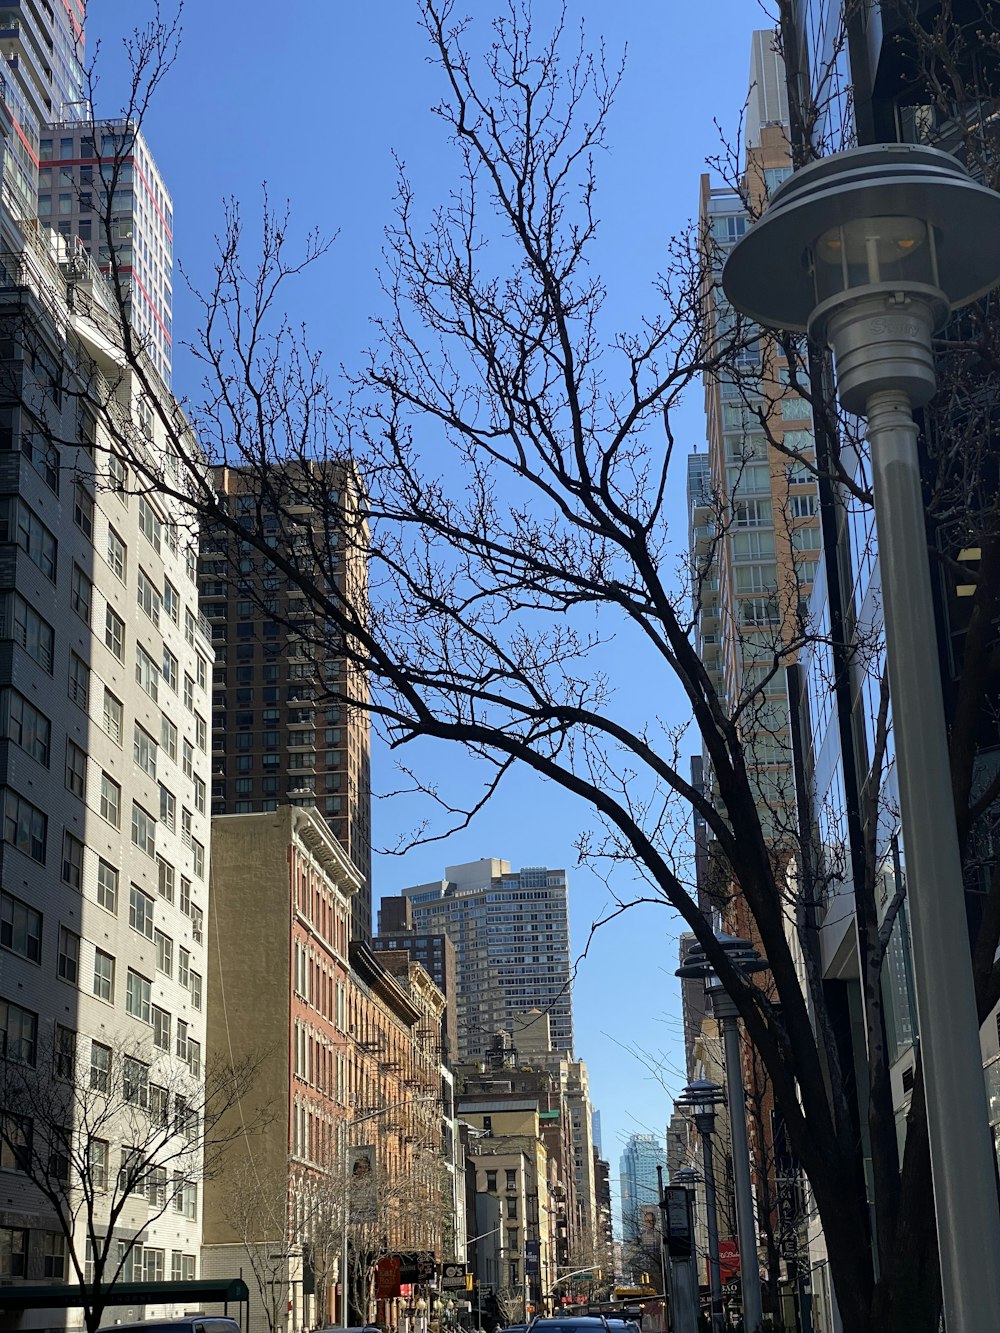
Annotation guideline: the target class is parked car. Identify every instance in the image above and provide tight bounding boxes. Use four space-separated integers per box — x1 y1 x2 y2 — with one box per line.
506 1324 530 1333
98 1321 241 1333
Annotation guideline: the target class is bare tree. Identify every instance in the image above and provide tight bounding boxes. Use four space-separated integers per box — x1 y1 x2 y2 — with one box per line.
0 1031 260 1333
18 4 1000 1333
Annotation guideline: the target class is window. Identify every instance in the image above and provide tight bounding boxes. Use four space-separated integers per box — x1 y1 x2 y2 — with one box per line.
161 714 177 761
137 568 161 625
195 713 207 752
71 564 92 622
182 737 194 778
194 775 206 815
100 772 121 828
790 493 819 519
74 483 94 538
131 802 156 857
486 1170 497 1192
65 655 89 715
103 605 125 660
3 789 46 862
183 673 194 712
138 496 162 550
0 496 55 579
4 595 54 672
196 654 207 690
505 1168 517 1190
185 607 197 645
1 999 37 1065
90 1043 111 1093
180 877 192 915
162 645 178 691
163 579 179 624
129 886 154 940
192 837 205 880
136 644 159 701
96 859 118 913
88 1138 109 1191
62 830 84 889
42 1234 66 1280
124 1062 150 1118
57 926 79 984
155 929 173 977
176 1018 188 1061
125 970 151 1023
93 948 115 1002
65 740 87 797
191 904 204 945
134 724 157 777
102 687 123 743
159 784 176 831
108 453 127 494
186 1037 201 1079
157 855 175 903
152 1005 170 1051
1 890 42 962
506 1196 517 1219
178 947 190 989
190 970 203 1011
107 525 126 580
0 1228 28 1276
171 1252 196 1282
5 689 50 764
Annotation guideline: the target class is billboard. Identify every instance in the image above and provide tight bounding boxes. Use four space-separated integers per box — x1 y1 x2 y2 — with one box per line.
349 1144 377 1224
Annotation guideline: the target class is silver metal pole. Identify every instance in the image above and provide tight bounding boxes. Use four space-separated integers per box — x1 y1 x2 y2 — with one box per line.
699 1126 723 1333
669 1255 699 1333
865 384 1000 1331
712 992 763 1333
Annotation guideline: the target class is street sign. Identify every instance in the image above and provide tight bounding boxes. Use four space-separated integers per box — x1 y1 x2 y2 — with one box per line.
442 1263 468 1290
663 1186 693 1258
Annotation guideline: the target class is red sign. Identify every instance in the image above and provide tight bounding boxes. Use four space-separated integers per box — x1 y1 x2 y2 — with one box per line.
377 1256 402 1300
719 1239 740 1283
400 1283 414 1298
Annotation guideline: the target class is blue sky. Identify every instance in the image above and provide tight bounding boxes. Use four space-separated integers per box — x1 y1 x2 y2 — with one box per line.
92 0 762 1214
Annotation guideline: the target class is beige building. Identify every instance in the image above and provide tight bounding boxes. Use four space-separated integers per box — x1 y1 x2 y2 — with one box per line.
202 808 446 1333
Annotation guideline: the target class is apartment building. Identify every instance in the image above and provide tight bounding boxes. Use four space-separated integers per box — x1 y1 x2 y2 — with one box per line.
0 132 212 1317
202 807 446 1333
199 463 373 944
0 0 86 216
399 858 573 1064
375 892 459 1062
40 119 174 385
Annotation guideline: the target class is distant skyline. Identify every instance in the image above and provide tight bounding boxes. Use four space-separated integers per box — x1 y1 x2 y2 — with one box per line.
91 0 763 1223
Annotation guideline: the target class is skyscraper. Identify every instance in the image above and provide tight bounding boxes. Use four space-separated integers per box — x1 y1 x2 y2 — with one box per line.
41 120 175 385
619 1133 666 1247
200 463 373 942
395 857 573 1063
0 0 86 215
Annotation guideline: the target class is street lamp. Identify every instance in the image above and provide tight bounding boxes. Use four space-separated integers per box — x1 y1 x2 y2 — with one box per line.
723 142 1000 1333
676 1082 726 1333
677 934 765 1333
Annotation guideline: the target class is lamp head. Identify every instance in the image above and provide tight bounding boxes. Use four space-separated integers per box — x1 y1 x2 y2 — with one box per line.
723 144 1000 337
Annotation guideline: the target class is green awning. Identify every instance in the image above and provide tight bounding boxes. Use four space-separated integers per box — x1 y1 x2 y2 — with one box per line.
0 1278 250 1310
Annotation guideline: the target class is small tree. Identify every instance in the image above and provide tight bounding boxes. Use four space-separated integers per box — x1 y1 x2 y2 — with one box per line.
0 1031 259 1333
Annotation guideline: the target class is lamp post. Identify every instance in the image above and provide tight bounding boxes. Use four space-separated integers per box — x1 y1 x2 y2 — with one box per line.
339 1095 439 1329
723 142 1000 1333
677 935 765 1333
677 1082 726 1333
668 1167 700 1333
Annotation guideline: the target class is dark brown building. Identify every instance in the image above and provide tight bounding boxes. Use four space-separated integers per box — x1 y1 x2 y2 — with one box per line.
199 463 372 940
375 894 459 1062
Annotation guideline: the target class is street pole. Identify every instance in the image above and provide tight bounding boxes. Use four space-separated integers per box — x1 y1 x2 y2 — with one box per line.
697 1124 723 1333
722 144 1000 1333
657 1165 674 1333
668 1173 699 1333
709 986 763 1333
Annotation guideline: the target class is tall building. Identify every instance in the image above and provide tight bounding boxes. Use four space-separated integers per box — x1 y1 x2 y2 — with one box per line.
199 463 373 943
619 1133 666 1247
0 0 86 216
397 857 573 1063
40 119 175 385
0 108 213 1317
374 892 459 1062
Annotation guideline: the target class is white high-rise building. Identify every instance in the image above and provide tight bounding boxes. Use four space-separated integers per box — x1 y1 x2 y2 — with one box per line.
399 857 573 1063
0 116 212 1315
